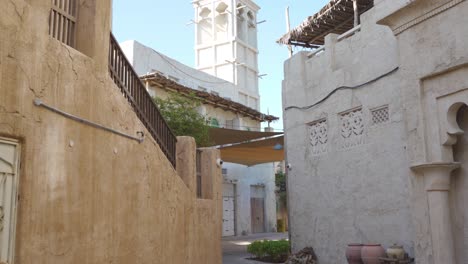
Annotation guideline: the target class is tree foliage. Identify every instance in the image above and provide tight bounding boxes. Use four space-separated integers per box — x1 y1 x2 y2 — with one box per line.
275 171 287 208
153 92 211 147
275 171 286 192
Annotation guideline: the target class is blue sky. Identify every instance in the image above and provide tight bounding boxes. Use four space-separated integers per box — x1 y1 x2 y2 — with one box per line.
112 0 329 131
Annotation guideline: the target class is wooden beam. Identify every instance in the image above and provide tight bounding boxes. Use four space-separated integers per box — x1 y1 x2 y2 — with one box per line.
353 0 359 27
307 15 354 45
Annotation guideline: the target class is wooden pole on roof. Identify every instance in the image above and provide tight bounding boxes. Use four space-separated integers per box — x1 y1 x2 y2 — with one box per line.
285 6 293 58
353 0 359 27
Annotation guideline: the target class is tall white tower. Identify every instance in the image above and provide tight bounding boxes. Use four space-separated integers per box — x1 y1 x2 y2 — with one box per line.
193 0 260 104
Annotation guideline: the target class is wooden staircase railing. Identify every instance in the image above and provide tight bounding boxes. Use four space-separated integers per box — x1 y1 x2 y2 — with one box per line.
108 33 176 168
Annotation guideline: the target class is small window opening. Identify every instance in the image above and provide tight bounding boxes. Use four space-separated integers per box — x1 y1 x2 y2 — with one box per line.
237 4 244 19
247 11 256 28
199 7 211 18
216 2 228 13
49 0 77 47
247 11 254 20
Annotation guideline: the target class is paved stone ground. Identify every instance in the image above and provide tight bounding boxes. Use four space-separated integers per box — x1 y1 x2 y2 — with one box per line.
222 232 288 264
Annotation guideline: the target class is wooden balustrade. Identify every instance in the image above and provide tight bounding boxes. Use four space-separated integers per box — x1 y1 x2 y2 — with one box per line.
108 33 177 168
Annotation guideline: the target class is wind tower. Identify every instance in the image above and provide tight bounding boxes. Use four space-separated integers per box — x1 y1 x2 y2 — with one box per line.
193 0 260 107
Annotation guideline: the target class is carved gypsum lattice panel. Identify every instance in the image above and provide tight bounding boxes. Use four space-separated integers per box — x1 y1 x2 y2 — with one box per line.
339 108 366 150
308 119 328 146
371 106 389 125
308 119 328 155
340 108 364 138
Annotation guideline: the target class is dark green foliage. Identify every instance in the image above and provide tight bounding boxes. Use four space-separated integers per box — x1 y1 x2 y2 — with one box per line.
247 239 290 262
275 171 286 192
275 171 287 208
153 92 211 147
247 240 267 258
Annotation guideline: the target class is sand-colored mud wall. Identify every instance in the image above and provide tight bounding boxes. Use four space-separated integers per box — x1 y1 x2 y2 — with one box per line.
0 1 221 263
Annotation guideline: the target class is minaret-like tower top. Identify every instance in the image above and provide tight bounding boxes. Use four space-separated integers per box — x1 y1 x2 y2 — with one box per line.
193 0 260 96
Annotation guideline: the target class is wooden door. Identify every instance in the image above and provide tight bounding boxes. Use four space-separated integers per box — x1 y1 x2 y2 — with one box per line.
250 198 265 233
222 183 235 237
0 137 20 264
222 197 235 237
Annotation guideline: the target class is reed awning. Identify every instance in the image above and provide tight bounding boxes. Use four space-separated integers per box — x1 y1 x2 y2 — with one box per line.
219 136 284 166
208 127 282 146
278 0 374 47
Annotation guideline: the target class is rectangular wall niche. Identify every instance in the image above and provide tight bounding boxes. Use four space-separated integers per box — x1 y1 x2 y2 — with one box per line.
371 105 389 125
339 108 365 149
308 118 328 156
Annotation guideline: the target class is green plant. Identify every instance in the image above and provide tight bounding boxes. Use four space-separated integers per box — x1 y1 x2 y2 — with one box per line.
153 92 211 147
275 171 286 192
266 239 290 261
275 171 287 208
247 240 267 258
247 240 290 261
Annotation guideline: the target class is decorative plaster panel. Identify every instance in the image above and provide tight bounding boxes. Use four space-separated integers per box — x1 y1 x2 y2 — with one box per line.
371 105 390 125
339 108 365 149
308 119 328 155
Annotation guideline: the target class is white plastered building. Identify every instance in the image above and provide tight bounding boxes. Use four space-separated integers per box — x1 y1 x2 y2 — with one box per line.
281 0 468 263
120 0 278 237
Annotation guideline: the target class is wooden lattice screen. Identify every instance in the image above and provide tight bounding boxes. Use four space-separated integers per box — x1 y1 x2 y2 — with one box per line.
49 0 77 47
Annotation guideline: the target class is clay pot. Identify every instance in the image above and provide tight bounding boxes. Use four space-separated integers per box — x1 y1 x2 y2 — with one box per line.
345 243 364 264
386 244 406 260
361 244 385 264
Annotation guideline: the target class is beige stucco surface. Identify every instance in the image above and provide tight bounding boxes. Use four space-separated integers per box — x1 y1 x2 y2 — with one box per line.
282 0 468 263
0 1 222 263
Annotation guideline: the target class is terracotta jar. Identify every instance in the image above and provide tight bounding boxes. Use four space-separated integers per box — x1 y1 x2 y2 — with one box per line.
361 244 385 264
345 243 364 264
386 244 406 260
